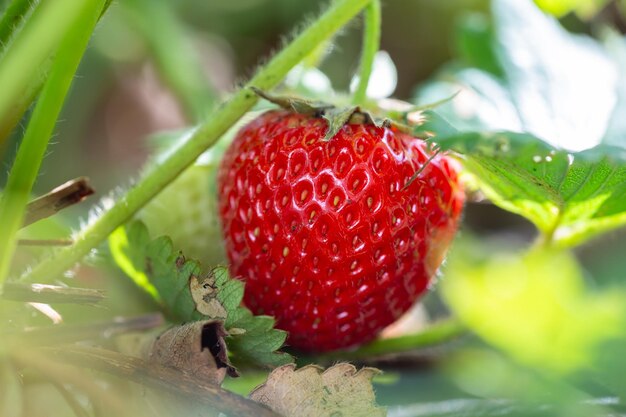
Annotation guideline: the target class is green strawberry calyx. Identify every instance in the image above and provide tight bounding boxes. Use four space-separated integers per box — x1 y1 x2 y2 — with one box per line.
250 86 457 142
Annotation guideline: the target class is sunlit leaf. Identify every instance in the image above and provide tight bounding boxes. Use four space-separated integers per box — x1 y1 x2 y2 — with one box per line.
417 0 619 152
418 68 521 132
601 31 626 149
494 0 617 151
109 223 160 300
534 0 610 18
442 244 625 374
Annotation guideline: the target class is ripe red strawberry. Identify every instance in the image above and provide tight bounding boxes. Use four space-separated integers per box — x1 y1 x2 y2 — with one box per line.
217 109 463 352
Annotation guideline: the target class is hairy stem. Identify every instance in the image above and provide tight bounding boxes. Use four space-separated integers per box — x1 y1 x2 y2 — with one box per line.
0 1 115 145
0 0 38 52
19 0 371 284
0 0 102 148
0 1 106 286
352 0 381 105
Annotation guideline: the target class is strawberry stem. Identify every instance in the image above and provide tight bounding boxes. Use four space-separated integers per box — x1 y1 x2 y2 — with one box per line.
0 0 37 51
352 0 381 106
306 318 465 362
17 0 371 285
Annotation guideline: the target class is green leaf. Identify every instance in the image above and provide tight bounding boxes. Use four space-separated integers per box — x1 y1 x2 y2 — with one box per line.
441 242 626 374
414 2 626 245
109 222 161 300
109 221 293 367
428 120 626 246
493 0 616 151
417 0 619 153
227 309 291 367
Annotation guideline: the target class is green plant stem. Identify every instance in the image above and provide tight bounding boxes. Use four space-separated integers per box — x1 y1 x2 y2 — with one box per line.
318 318 465 361
19 0 372 285
0 0 37 51
0 0 100 148
123 0 216 120
0 1 106 286
352 0 381 105
0 1 115 146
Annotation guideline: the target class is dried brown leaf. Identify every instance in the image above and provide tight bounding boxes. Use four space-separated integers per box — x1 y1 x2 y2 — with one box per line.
189 274 228 319
23 177 94 227
249 363 386 417
149 321 238 385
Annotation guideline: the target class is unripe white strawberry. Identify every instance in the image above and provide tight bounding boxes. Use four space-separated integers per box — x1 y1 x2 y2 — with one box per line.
138 113 262 266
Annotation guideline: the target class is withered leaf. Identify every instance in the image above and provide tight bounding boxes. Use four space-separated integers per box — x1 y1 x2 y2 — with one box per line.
149 321 238 385
23 177 94 227
189 274 228 320
249 363 386 417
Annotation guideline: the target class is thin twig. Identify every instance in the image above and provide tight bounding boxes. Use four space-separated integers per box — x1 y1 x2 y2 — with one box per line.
2 314 164 351
46 346 282 417
23 177 94 227
2 282 105 304
403 149 441 190
17 239 73 246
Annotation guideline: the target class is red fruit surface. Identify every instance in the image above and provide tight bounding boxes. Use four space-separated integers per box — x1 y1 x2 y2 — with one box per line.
217 110 464 352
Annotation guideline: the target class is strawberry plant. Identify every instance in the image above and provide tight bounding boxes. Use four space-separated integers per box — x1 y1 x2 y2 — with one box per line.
3 0 626 416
